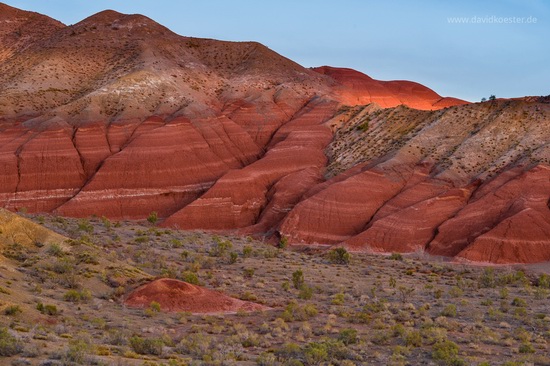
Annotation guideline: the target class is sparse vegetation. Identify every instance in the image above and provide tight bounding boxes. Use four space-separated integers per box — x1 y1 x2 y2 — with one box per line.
0 214 549 365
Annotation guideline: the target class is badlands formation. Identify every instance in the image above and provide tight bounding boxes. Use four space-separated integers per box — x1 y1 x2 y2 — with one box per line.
0 4 549 263
124 278 268 313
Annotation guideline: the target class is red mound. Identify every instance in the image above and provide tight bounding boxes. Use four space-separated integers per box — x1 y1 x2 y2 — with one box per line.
313 66 468 110
124 278 268 313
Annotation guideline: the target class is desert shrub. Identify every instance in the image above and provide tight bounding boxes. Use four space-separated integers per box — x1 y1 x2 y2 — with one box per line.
479 268 495 288
63 289 91 303
511 297 527 307
0 327 22 356
46 243 64 257
147 211 158 225
338 328 358 345
100 216 111 229
240 291 257 301
332 293 345 305
537 273 550 288
432 340 463 365
3 243 29 261
357 120 369 132
75 251 99 265
243 268 255 278
292 269 304 289
278 236 288 249
518 342 535 354
281 302 317 322
275 342 301 359
4 305 21 316
149 301 161 312
303 342 328 365
77 219 94 233
64 339 91 363
405 330 422 347
229 251 238 264
242 245 253 258
181 271 199 285
389 253 403 261
441 304 457 317
176 333 213 358
129 336 163 356
209 237 233 257
298 285 314 300
257 351 278 366
326 247 351 264
448 286 463 298
36 303 58 316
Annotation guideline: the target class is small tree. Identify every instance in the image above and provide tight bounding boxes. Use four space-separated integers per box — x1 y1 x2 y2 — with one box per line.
489 94 496 101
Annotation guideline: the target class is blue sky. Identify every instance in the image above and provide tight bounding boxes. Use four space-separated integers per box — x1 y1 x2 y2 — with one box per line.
5 0 550 101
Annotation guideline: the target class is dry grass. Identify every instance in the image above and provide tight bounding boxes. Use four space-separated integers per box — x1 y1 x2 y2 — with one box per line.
1 213 549 365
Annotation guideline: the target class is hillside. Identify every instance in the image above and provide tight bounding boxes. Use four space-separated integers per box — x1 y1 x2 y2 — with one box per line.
0 4 548 264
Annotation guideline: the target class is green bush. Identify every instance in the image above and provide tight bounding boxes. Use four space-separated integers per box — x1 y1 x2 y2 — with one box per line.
537 273 550 288
278 236 288 249
281 302 317 322
298 285 314 300
36 303 58 316
65 339 91 363
129 336 163 355
0 327 22 356
441 304 457 317
511 297 527 307
332 293 345 305
389 253 403 261
63 289 92 303
275 342 301 360
209 237 233 257
243 268 255 278
327 247 351 264
432 340 463 365
242 245 253 258
46 243 65 257
357 120 369 132
181 271 199 285
77 219 94 233
338 328 358 345
149 301 161 312
256 351 278 366
303 342 329 365
405 330 422 347
518 342 535 354
479 268 495 288
4 305 21 316
292 269 304 289
147 211 158 225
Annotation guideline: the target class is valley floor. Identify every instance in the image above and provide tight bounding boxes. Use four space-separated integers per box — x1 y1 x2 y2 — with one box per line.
1 214 550 365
